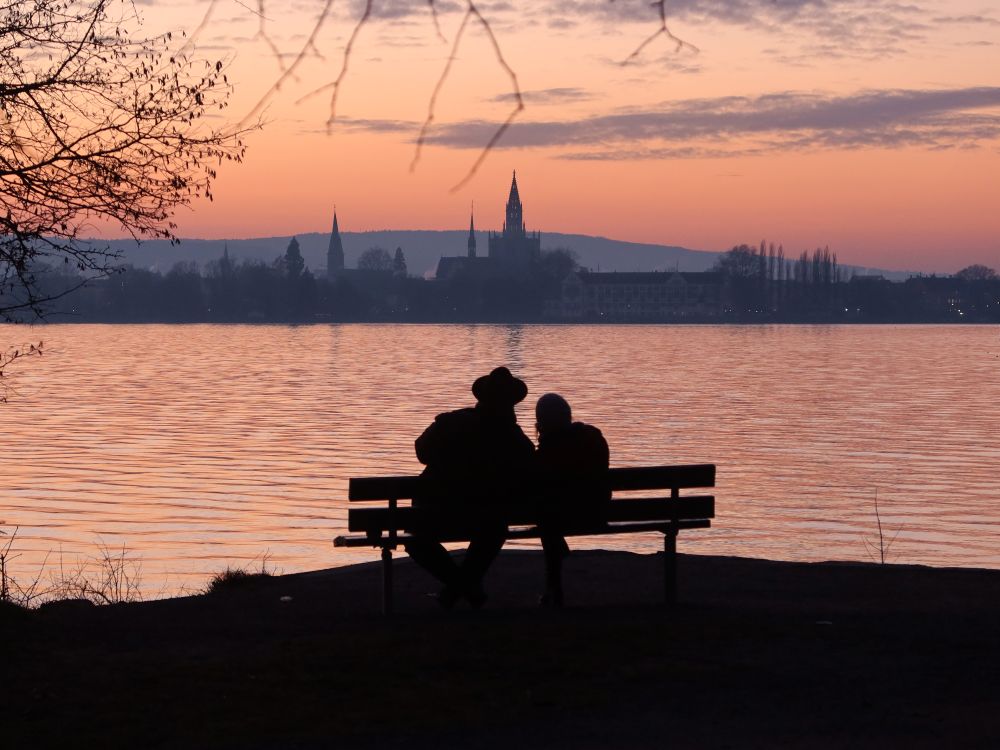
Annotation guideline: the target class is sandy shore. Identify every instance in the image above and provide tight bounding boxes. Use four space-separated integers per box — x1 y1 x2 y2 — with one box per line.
4 550 1000 749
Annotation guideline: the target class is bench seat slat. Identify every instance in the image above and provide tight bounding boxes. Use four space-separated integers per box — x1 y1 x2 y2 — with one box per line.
349 476 422 501
347 496 714 533
334 518 711 549
348 464 716 502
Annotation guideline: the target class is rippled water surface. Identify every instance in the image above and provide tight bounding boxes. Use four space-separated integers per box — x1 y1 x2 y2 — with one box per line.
3 324 999 595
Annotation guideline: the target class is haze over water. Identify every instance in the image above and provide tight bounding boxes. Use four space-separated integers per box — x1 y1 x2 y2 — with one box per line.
3 324 998 596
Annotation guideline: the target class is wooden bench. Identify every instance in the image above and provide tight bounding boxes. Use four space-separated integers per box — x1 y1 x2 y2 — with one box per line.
334 464 716 613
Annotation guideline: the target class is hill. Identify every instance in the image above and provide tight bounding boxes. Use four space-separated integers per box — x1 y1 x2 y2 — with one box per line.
105 231 721 278
100 230 909 280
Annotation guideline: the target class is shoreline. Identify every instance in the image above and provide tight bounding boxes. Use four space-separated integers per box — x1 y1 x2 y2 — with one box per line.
6 550 999 748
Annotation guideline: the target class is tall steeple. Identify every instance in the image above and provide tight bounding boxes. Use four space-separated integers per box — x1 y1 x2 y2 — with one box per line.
327 208 344 279
220 241 232 276
467 204 477 258
488 169 540 264
504 170 524 237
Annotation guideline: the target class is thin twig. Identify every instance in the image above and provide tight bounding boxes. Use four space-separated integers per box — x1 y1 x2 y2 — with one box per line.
621 0 698 65
254 0 288 74
410 6 473 172
874 487 885 564
448 1 524 192
427 0 447 43
326 0 373 132
177 0 221 56
239 0 336 128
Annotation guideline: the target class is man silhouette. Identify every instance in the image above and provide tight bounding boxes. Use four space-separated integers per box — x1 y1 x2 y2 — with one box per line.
405 366 534 607
534 393 610 607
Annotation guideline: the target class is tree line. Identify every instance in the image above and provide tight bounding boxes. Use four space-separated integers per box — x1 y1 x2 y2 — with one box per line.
13 236 998 324
712 243 1000 322
27 241 578 324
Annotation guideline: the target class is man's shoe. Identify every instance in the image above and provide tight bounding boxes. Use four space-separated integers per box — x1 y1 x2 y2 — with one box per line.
426 586 460 609
539 588 564 608
466 585 488 609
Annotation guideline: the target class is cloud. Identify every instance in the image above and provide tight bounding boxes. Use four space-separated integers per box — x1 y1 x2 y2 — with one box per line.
534 0 954 61
933 15 1000 27
489 87 593 104
399 86 1000 159
329 117 414 134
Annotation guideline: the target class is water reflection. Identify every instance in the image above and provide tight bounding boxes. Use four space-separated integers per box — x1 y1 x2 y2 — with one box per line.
2 323 998 596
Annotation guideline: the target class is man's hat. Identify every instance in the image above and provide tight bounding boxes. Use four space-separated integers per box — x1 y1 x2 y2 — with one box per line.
472 366 528 406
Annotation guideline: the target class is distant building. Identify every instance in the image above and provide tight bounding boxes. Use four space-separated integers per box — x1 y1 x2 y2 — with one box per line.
548 270 726 321
467 208 477 258
487 171 541 265
435 171 541 279
327 210 344 279
219 243 233 276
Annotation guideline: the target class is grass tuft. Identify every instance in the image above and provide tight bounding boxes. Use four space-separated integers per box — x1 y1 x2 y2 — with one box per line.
204 556 275 595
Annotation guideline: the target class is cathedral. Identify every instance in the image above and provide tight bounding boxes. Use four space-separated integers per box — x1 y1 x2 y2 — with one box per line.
437 171 542 279
487 171 541 264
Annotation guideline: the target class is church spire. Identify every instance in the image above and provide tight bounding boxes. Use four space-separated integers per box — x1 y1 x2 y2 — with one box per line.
468 203 477 258
327 207 344 279
504 170 524 237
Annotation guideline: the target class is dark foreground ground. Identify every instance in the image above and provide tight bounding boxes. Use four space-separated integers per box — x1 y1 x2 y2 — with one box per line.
3 550 999 749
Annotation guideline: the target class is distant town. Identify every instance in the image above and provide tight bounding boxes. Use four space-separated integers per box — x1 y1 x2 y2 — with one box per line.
34 172 1000 324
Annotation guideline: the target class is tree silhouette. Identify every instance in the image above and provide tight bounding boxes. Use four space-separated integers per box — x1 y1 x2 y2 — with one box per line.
713 245 759 278
358 247 393 272
0 0 247 321
284 238 306 279
393 248 408 277
956 264 998 281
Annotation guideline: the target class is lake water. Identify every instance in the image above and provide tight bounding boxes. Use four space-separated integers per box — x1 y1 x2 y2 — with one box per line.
2 323 999 597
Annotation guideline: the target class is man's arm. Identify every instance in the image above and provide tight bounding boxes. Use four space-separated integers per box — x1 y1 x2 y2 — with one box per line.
415 420 440 465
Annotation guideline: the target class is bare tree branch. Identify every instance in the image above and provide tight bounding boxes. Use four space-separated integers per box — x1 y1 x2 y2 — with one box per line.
325 0 374 132
427 0 447 44
0 341 41 404
238 0 336 128
177 0 222 56
621 0 698 65
1 0 250 320
254 0 289 75
410 7 473 173
448 1 524 192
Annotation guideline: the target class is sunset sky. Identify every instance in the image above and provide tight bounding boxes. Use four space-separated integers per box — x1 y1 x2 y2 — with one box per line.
138 0 999 272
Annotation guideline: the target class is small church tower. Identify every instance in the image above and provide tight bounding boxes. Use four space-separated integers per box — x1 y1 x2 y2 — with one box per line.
219 242 233 276
327 210 345 279
467 206 477 258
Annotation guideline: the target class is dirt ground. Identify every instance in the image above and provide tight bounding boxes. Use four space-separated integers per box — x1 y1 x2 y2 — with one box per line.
4 550 999 749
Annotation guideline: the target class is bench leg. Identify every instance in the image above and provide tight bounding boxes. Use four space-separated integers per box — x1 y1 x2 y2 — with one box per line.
664 528 678 605
381 547 393 616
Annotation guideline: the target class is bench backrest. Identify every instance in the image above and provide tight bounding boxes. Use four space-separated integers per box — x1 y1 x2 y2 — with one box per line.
348 464 715 501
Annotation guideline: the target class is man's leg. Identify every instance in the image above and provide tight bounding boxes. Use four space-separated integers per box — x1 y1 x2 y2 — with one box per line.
404 536 461 590
539 531 567 607
459 521 506 605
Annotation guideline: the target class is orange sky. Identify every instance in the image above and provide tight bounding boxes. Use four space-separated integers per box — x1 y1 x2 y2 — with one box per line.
136 0 999 273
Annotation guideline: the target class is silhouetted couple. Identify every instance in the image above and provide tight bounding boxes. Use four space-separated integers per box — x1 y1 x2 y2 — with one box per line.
404 366 609 608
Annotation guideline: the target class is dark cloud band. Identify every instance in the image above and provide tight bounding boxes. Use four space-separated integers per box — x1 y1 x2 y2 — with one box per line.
337 86 1000 159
